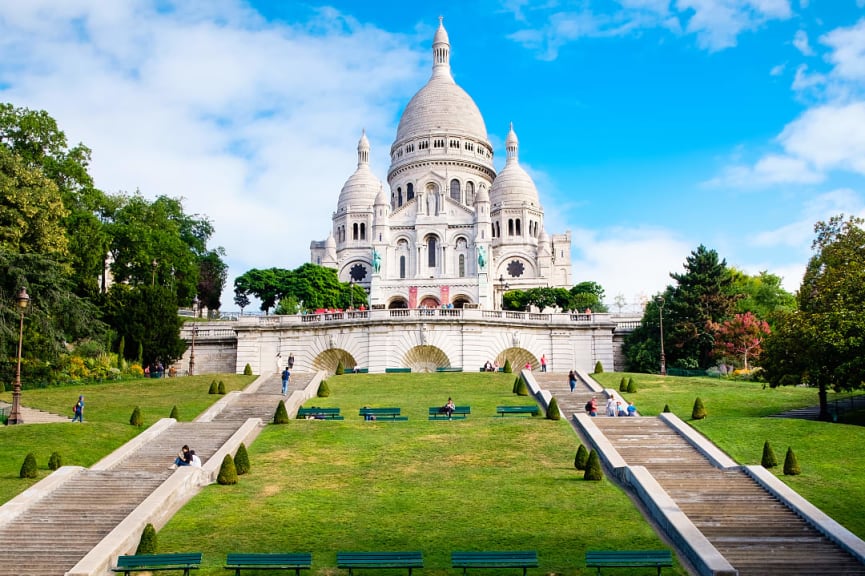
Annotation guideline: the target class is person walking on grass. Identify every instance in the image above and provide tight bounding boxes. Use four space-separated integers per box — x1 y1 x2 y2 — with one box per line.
72 395 84 423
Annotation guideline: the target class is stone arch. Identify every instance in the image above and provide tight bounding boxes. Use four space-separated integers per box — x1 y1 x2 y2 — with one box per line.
388 297 408 309
419 296 440 308
496 347 537 371
451 295 471 308
403 345 450 372
311 348 358 374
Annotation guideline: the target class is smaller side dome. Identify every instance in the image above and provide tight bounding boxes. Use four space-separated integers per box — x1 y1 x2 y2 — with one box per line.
374 184 388 206
325 231 336 249
338 130 381 211
475 183 490 204
490 123 540 207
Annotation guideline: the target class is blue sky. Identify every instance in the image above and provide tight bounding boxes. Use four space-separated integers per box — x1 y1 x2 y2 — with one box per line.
2 0 864 312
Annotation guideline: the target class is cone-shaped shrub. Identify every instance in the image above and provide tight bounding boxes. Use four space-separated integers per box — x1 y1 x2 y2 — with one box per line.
234 443 251 475
136 523 157 554
273 400 289 424
217 454 238 485
547 397 561 420
317 380 331 397
48 452 63 471
663 404 671 413
336 360 344 375
761 441 778 468
218 380 226 394
130 406 143 427
783 447 801 475
243 363 253 375
619 377 627 392
515 378 528 396
512 377 520 394
691 397 707 420
208 380 218 394
584 449 603 481
20 453 38 478
503 359 512 373
593 361 603 374
169 405 179 420
574 444 589 470
627 377 637 393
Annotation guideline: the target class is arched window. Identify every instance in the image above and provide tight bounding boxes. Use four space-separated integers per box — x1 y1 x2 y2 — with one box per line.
450 179 460 202
459 254 465 277
397 187 403 207
515 219 521 236
466 181 474 205
495 222 500 238
400 256 406 279
353 223 359 240
508 219 514 236
407 183 414 201
360 223 366 240
428 237 437 267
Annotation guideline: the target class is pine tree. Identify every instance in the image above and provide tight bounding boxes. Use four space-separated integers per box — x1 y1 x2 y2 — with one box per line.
318 380 331 397
20 453 38 478
48 452 63 470
584 449 603 481
130 406 143 427
761 441 778 468
546 397 561 420
234 443 251 475
783 447 801 475
274 400 289 424
136 523 157 554
692 397 707 420
574 444 589 470
217 454 238 485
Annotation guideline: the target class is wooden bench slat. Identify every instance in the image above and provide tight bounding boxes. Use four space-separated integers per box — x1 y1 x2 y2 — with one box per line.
428 406 470 420
337 551 423 576
496 406 539 416
585 550 672 575
225 552 311 575
359 408 407 420
297 407 343 420
451 551 538 576
114 553 202 575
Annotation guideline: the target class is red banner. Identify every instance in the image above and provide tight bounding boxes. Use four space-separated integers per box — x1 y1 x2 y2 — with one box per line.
440 285 450 305
408 286 417 309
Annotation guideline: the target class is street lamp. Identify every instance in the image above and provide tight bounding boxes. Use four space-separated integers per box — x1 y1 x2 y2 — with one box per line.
349 280 354 310
188 297 199 376
499 275 509 311
8 287 30 425
151 259 157 286
656 295 666 376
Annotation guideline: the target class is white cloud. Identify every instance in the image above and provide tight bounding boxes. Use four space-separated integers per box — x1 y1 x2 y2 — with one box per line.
820 18 865 83
770 62 786 76
791 63 826 91
777 102 865 174
676 0 792 51
752 188 865 247
793 29 813 55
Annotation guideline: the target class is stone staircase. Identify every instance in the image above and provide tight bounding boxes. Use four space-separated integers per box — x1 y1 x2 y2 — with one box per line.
213 372 316 422
0 402 70 424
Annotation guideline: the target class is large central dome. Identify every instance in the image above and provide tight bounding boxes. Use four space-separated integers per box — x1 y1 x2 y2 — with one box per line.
393 18 488 145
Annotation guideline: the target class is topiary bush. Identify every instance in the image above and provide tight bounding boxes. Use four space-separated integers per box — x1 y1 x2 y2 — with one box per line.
546 397 561 420
48 452 63 471
663 404 671 413
761 440 777 468
512 377 521 394
626 377 636 393
208 380 218 394
783 447 801 475
243 363 253 376
691 397 707 420
169 405 179 420
593 361 603 374
20 453 38 478
619 377 627 392
503 359 512 373
317 380 331 397
584 449 603 481
336 360 344 375
136 523 157 554
574 444 589 470
218 380 226 394
217 454 238 485
234 442 250 475
273 400 289 424
130 406 143 427
515 378 528 396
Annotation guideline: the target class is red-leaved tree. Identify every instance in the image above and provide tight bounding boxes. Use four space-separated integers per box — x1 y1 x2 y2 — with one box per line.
710 312 771 370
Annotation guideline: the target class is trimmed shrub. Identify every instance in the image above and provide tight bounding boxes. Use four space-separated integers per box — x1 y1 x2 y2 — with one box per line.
20 453 38 478
574 444 589 470
512 377 521 394
761 440 778 468
691 397 707 420
208 380 218 394
217 454 238 485
663 404 671 413
136 523 157 555
218 380 226 395
515 378 528 396
169 405 179 420
584 449 603 481
234 443 251 475
593 361 603 374
317 380 331 397
130 406 143 427
48 452 63 471
336 360 344 375
626 377 637 393
784 447 801 475
503 359 512 373
273 400 290 424
619 377 627 392
546 397 561 420
243 363 253 376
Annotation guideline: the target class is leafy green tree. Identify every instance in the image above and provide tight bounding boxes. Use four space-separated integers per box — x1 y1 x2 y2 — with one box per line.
762 215 865 420
234 291 250 315
197 248 228 316
233 267 290 314
106 284 186 367
729 269 796 323
570 281 609 312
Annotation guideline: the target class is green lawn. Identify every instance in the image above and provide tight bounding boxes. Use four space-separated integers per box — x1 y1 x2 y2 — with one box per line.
0 374 254 503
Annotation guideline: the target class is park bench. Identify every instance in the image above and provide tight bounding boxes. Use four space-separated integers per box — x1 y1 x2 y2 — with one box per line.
113 552 202 575
337 551 423 576
351 367 369 373
359 407 408 421
435 366 463 372
224 552 312 575
496 405 539 417
428 406 471 420
451 551 538 576
584 550 673 575
385 367 412 373
296 407 343 420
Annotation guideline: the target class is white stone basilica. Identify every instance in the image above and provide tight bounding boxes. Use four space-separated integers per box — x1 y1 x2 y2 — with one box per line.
310 18 572 309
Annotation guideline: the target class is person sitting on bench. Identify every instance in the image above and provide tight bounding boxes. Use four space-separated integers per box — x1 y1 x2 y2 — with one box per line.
440 397 456 419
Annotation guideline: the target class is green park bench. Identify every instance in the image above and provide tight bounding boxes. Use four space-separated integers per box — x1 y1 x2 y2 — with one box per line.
296 407 343 420
496 405 539 417
584 550 673 575
337 551 424 576
359 407 407 421
451 551 538 576
113 553 202 575
428 406 471 420
224 552 312 575
435 366 463 372
351 367 369 373
385 367 412 373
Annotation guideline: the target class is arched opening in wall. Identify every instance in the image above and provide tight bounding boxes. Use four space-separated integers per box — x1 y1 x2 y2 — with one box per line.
397 187 403 207
312 348 358 375
353 223 359 240
388 298 409 309
508 219 514 236
515 219 521 236
458 254 465 277
403 345 450 372
496 347 538 372
407 183 414 201
466 181 474 205
450 179 461 202
427 236 437 267
360 223 366 240
400 255 406 279
451 295 471 308
419 296 440 308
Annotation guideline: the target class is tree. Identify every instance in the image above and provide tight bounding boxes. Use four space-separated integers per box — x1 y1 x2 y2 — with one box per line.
197 248 228 316
762 215 865 420
710 312 771 370
106 284 187 367
570 281 609 312
729 269 796 323
234 291 250 315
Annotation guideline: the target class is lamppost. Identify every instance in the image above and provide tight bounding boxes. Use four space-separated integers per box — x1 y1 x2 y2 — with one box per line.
188 297 199 376
498 275 509 311
151 259 157 286
8 287 30 425
349 280 354 310
656 295 666 376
